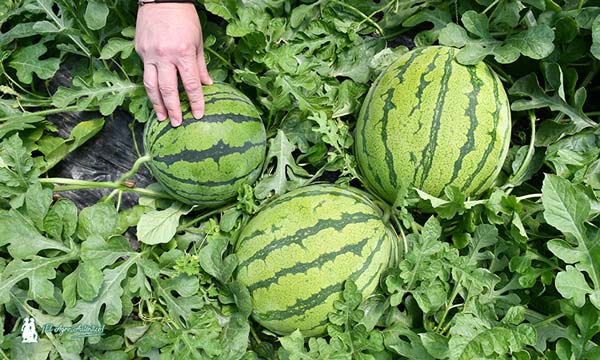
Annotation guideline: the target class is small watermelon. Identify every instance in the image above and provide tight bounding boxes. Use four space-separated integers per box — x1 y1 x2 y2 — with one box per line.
143 82 266 206
234 184 394 336
355 46 511 202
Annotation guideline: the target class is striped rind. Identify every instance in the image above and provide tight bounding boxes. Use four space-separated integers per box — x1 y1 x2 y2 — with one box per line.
355 46 511 202
143 82 266 206
234 185 394 336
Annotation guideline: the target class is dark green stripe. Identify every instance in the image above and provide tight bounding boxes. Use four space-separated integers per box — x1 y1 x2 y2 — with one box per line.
408 51 438 119
154 139 264 164
205 96 253 106
238 212 381 269
358 48 425 200
357 88 387 198
465 67 503 195
442 66 481 190
259 186 373 214
380 88 398 191
414 50 453 189
394 47 426 82
246 236 371 292
148 112 261 151
151 159 262 189
358 262 384 295
257 231 387 321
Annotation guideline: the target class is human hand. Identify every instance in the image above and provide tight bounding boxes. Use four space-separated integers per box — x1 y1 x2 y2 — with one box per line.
135 3 213 126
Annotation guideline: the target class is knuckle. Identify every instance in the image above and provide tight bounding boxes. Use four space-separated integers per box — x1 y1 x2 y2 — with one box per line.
158 85 178 96
143 79 157 91
182 78 201 92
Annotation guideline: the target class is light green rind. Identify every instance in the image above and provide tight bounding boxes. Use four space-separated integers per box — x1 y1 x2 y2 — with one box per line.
355 46 511 202
235 184 394 336
143 82 267 206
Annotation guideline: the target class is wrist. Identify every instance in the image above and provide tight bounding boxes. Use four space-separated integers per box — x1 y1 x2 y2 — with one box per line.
138 0 195 6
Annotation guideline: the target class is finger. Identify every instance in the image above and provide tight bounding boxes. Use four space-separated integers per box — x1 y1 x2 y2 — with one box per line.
157 63 183 127
177 56 205 119
197 48 213 85
143 63 167 121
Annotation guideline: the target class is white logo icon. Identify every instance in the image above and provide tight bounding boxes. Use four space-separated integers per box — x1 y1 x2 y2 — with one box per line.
21 317 39 343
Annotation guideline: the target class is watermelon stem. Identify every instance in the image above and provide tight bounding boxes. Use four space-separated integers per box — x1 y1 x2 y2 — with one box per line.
39 155 168 200
0 105 80 123
333 0 384 35
176 205 235 232
205 47 235 71
505 111 537 189
39 178 173 199
482 0 500 14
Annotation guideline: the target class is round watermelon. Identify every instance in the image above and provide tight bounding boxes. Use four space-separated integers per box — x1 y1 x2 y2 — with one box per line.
234 184 394 336
143 82 266 206
355 46 511 202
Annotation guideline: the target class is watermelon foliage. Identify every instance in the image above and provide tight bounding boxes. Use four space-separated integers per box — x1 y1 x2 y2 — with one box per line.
143 82 266 206
356 46 511 202
1 1 600 359
234 184 395 336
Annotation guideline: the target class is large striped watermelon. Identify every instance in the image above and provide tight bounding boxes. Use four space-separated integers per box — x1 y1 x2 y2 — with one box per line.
355 46 511 202
143 82 266 206
234 184 394 336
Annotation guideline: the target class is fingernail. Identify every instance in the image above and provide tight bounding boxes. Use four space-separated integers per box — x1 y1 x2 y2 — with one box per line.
157 112 167 121
172 119 182 127
193 110 203 119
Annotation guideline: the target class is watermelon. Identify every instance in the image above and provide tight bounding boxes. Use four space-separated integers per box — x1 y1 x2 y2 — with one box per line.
234 184 394 336
355 46 511 202
143 82 266 206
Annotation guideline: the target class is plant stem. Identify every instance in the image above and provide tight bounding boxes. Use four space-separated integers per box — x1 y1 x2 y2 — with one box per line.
506 111 537 188
205 47 235 70
482 0 501 14
333 0 384 35
177 205 233 232
39 177 171 199
0 105 80 122
117 154 152 184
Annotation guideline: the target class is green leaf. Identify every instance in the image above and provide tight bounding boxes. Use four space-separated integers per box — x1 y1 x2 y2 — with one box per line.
8 42 60 84
198 235 237 283
555 265 593 307
506 25 555 60
43 198 78 241
448 313 536 360
439 11 554 65
542 174 589 243
100 38 134 60
254 130 310 199
543 174 600 309
0 134 39 198
77 262 104 301
65 253 141 329
217 312 251 360
509 74 596 132
384 323 436 360
0 250 78 309
136 203 188 245
24 181 53 231
39 118 104 172
0 209 70 259
77 202 118 240
592 14 600 60
80 235 135 270
52 70 143 116
84 0 109 30
154 274 204 326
